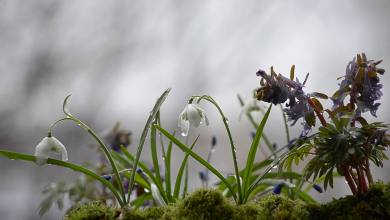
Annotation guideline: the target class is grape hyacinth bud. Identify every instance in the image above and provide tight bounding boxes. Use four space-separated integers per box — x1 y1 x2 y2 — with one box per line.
272 182 285 195
102 174 112 181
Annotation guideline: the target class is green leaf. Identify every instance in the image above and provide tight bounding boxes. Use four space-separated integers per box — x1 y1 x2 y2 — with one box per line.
302 72 310 85
165 130 175 202
290 65 295 80
151 183 167 206
155 124 238 203
150 121 163 191
311 92 328 99
297 190 316 203
120 146 168 204
305 110 316 127
63 94 73 117
245 148 292 203
241 104 272 199
0 150 124 207
126 88 171 204
311 98 324 112
173 134 200 200
255 179 296 188
130 192 153 209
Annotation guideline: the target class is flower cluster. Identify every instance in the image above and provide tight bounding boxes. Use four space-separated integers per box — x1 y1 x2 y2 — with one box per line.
255 67 315 137
332 53 384 117
256 53 389 195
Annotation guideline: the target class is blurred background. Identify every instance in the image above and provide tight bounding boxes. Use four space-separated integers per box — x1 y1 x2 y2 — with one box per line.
1 1 390 219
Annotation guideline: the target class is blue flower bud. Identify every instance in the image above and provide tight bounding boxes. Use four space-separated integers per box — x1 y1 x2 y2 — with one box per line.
102 174 112 181
251 131 256 139
199 170 207 181
136 168 143 174
212 136 217 147
272 182 285 195
312 183 323 194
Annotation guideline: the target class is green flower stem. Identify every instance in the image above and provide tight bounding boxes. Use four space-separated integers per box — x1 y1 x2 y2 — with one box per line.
51 116 127 205
197 95 243 204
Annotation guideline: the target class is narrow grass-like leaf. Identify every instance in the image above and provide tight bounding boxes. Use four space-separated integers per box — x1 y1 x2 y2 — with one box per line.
155 124 238 203
165 130 175 202
0 150 124 207
121 145 168 203
156 112 172 202
150 121 163 190
130 192 153 209
245 149 291 203
182 163 189 200
242 104 272 200
126 88 171 204
173 134 200 200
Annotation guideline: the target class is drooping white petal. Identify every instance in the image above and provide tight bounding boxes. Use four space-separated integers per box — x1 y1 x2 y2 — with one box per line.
35 137 51 165
186 104 202 128
35 136 68 166
178 108 187 126
180 119 190 136
202 110 209 126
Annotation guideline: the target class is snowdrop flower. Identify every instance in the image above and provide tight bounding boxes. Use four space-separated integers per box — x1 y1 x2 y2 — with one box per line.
178 104 209 136
35 133 68 165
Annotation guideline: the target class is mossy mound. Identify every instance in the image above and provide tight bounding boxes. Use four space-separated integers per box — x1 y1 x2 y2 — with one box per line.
64 181 390 220
64 199 121 220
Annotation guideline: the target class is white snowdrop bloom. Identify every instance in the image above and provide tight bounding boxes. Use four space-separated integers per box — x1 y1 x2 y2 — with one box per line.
35 136 68 165
178 104 209 136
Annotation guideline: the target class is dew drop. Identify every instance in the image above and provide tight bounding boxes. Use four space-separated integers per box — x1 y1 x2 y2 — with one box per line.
225 117 229 123
11 159 15 161
181 132 188 137
234 147 237 153
211 149 215 153
78 124 81 126
162 156 165 161
345 181 348 184
144 188 150 193
272 165 278 169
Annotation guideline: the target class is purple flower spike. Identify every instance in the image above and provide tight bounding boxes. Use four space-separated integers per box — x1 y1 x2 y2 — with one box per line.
272 182 285 195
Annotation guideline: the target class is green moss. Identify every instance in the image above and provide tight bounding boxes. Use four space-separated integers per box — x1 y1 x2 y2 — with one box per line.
64 199 121 220
121 206 169 220
66 181 390 220
306 180 390 220
165 187 237 220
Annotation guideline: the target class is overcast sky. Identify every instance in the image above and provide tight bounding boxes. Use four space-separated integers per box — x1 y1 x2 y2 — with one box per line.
1 1 390 219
